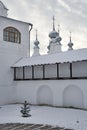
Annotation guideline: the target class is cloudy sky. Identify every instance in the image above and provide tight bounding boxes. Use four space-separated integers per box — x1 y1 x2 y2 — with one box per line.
2 0 87 55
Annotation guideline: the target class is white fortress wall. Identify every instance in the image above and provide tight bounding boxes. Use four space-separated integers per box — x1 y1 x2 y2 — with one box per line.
14 60 87 109
15 79 87 109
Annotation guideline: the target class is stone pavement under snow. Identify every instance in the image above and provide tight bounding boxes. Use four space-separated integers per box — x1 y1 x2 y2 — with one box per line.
0 104 87 130
0 123 73 130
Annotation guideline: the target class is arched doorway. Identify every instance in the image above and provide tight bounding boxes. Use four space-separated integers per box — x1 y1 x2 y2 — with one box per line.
37 85 53 105
63 85 84 108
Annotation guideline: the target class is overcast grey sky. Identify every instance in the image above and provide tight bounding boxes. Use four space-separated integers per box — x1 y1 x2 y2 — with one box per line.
2 0 87 55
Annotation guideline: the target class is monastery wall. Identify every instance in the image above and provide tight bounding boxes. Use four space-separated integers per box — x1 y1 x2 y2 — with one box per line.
10 60 87 109
15 79 87 109
15 61 87 79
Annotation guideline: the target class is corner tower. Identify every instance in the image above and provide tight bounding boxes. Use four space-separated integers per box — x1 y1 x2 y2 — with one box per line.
0 1 33 105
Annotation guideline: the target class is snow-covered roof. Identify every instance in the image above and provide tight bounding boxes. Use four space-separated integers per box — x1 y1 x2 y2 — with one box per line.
12 48 87 67
0 16 33 26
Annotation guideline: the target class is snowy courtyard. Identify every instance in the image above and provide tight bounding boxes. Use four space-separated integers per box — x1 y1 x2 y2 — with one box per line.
0 104 87 130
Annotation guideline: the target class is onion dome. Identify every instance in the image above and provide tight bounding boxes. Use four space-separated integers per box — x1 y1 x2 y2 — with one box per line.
49 30 58 39
68 32 74 50
55 24 62 44
34 39 39 46
49 16 58 39
55 36 62 44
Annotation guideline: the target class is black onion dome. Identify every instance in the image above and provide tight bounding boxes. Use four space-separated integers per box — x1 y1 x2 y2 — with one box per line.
34 39 39 46
49 30 58 39
68 41 73 47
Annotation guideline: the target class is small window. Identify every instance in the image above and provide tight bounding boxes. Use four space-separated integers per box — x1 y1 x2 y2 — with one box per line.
3 27 21 44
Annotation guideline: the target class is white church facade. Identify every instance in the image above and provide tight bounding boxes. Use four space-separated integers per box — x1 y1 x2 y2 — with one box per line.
0 1 87 109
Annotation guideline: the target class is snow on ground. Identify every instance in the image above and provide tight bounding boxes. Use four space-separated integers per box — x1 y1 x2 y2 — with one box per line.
0 104 87 130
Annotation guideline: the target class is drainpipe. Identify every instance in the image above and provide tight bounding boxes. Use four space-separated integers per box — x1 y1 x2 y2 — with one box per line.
28 23 33 57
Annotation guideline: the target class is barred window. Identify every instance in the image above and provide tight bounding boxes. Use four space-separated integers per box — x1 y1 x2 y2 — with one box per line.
3 27 21 44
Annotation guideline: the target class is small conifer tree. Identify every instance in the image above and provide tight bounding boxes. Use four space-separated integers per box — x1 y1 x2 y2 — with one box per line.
20 100 31 117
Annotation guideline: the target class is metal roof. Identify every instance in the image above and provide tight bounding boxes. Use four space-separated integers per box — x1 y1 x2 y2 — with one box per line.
12 48 87 67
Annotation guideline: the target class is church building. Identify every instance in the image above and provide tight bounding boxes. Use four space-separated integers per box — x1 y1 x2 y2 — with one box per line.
0 1 87 109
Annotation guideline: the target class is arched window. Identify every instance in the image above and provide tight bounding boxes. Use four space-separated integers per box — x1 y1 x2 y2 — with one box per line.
3 27 21 44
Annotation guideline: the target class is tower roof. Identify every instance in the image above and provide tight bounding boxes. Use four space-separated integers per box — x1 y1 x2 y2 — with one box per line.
49 16 58 39
12 48 87 67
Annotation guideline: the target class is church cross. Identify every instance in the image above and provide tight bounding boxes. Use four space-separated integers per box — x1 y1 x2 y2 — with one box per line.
53 16 55 31
58 24 60 33
36 29 38 40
